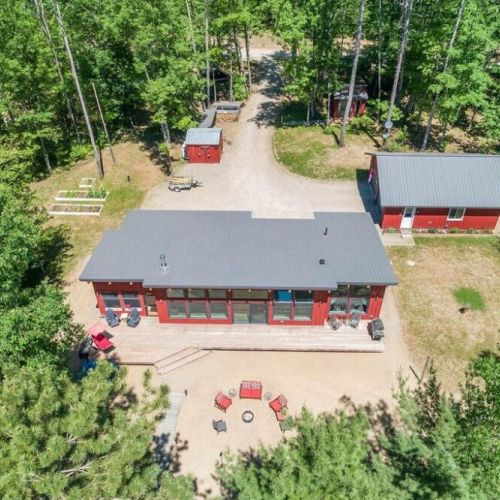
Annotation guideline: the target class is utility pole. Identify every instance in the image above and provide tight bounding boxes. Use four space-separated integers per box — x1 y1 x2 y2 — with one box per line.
339 0 365 147
54 1 104 179
91 82 116 164
205 0 210 106
382 0 414 147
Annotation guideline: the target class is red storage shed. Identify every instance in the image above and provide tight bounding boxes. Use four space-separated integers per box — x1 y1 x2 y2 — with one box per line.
184 128 223 164
331 84 368 119
369 153 500 232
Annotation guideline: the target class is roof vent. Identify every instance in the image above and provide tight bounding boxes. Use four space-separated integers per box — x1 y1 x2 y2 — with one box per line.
159 254 169 273
319 258 325 265
323 227 328 236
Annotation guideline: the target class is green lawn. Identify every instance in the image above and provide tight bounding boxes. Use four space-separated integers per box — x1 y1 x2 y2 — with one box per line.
389 236 500 387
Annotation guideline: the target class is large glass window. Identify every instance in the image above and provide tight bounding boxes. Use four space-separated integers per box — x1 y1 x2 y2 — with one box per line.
294 302 313 320
294 290 313 302
273 302 292 320
167 288 185 298
274 290 292 302
330 285 371 314
209 302 228 318
188 289 206 299
209 289 226 299
123 293 141 308
102 293 120 309
168 301 187 318
232 290 269 300
189 302 208 318
447 208 466 221
330 297 349 314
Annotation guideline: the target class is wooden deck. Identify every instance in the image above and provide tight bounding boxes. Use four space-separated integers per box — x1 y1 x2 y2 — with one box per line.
101 318 384 364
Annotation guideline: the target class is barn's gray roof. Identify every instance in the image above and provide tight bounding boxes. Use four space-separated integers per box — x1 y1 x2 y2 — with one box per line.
80 211 397 289
185 127 221 146
375 153 500 208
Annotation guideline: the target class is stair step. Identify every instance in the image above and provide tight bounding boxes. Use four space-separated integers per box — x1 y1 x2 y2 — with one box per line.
154 347 200 370
157 349 212 375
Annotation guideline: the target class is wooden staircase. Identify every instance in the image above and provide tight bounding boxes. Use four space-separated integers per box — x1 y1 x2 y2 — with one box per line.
154 347 211 375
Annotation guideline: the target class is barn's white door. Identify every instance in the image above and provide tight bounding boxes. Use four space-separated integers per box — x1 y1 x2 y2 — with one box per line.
400 207 416 229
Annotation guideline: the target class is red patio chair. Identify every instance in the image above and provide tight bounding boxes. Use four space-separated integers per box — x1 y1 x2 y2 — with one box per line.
269 394 288 421
214 391 232 412
91 332 114 352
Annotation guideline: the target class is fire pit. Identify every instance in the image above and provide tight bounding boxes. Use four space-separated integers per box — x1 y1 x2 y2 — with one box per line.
242 410 254 423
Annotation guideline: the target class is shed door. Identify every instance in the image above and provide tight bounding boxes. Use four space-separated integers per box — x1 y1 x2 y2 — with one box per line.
400 207 416 229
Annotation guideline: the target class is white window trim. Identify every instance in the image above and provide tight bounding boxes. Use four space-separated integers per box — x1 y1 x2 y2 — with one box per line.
447 208 466 221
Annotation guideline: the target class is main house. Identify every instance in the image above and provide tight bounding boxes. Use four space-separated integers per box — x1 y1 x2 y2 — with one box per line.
369 153 500 232
80 211 397 326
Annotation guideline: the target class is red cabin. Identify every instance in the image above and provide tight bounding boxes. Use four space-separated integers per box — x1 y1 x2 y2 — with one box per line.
331 84 368 120
80 211 397 326
369 153 500 232
184 128 223 164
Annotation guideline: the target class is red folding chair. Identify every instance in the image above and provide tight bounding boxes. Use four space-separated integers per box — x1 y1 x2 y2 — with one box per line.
214 391 232 412
87 322 114 352
269 394 288 421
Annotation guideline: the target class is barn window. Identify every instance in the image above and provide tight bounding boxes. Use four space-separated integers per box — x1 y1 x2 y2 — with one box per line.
123 293 140 309
293 291 313 320
209 289 226 299
102 293 121 309
209 302 228 318
232 290 269 300
189 302 208 318
167 289 185 298
168 301 187 318
188 289 206 299
447 208 466 221
350 286 371 313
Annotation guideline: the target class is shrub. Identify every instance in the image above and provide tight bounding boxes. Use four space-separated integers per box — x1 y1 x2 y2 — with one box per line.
348 115 374 135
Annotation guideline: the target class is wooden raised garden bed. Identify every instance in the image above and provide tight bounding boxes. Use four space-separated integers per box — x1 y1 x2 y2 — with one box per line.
55 190 109 202
48 204 103 216
79 177 96 189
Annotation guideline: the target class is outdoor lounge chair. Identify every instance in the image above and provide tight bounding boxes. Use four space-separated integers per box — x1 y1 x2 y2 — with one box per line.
127 308 141 327
269 394 288 421
106 308 119 327
214 391 232 412
213 419 227 434
91 332 114 352
328 316 343 331
348 311 363 329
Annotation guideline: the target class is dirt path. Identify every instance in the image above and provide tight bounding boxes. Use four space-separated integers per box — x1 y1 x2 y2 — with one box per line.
143 53 377 219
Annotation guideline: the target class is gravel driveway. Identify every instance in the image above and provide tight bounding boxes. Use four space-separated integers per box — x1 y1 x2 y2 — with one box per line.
142 53 378 220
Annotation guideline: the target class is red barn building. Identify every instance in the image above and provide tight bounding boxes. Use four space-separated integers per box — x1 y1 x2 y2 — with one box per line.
184 128 223 164
80 211 397 325
369 153 500 232
331 84 368 119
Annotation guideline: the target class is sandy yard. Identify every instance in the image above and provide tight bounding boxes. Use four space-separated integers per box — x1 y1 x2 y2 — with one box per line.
122 288 412 496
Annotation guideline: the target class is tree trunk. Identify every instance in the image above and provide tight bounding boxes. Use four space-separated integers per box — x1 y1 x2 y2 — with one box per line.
420 0 465 151
91 82 116 164
375 0 383 125
339 0 365 147
33 0 81 143
468 108 476 131
185 0 197 54
40 138 51 173
382 0 414 147
205 0 210 105
244 24 252 88
229 56 234 101
160 123 171 146
233 28 242 74
54 1 104 179
212 68 217 102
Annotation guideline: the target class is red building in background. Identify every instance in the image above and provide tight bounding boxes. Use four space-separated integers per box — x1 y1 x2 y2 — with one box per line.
370 153 500 232
183 128 223 164
80 211 397 325
331 84 368 120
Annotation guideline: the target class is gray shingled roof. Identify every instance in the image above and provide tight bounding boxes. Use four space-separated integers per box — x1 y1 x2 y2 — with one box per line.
80 211 397 289
375 153 500 208
185 127 221 146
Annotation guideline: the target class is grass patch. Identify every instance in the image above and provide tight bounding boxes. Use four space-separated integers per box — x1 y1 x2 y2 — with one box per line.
32 142 167 276
273 125 375 180
389 238 499 388
453 287 486 311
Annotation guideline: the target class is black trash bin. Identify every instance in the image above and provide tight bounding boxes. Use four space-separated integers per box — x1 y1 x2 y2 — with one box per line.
369 318 385 340
78 336 93 359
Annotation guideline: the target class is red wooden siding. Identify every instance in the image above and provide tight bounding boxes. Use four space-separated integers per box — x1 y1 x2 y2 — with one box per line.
331 99 367 119
186 135 223 164
381 207 500 231
90 284 388 325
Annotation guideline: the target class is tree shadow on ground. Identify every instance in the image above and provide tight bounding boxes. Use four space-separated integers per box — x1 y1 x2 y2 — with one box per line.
153 431 189 473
